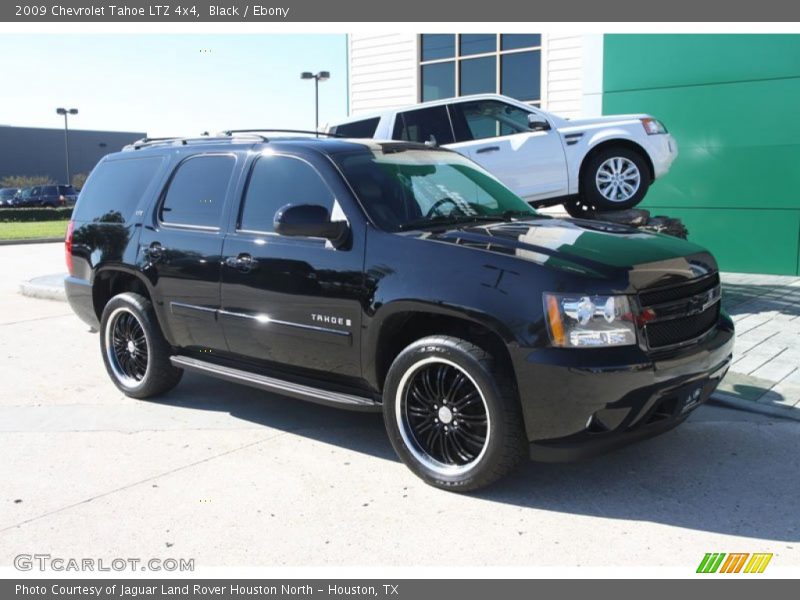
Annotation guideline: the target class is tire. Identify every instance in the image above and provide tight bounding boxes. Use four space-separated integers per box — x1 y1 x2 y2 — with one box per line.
383 335 527 492
581 146 650 211
100 292 183 399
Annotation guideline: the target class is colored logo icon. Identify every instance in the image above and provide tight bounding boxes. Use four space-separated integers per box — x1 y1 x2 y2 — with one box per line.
697 553 773 573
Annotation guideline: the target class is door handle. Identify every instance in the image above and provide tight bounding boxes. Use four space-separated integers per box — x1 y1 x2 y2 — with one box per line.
476 145 500 154
145 242 165 262
226 253 258 273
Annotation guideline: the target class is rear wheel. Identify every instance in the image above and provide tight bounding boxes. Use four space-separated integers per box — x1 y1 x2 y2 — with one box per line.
383 336 527 491
100 292 182 398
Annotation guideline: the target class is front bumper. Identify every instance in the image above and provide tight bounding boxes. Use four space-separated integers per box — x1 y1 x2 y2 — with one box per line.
648 133 678 179
513 313 734 461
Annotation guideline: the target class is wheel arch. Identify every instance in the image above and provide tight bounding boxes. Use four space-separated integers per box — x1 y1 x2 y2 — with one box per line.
579 138 655 195
366 302 518 394
91 265 156 321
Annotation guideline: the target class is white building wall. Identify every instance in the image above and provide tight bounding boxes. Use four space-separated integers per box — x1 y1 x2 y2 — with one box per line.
541 34 584 118
579 34 605 118
347 33 604 118
348 33 418 116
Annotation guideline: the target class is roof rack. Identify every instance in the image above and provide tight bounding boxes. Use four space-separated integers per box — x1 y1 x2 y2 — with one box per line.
123 132 268 151
123 129 342 151
221 129 342 139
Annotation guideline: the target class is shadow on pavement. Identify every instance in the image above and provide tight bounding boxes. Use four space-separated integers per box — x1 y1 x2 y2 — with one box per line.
157 372 799 543
722 282 800 317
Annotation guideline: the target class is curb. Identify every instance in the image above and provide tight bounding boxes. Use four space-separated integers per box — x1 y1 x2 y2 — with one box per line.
710 392 800 422
0 237 62 246
19 274 67 302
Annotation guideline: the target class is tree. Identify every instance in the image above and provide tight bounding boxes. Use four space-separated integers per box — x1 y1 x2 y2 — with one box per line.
71 173 89 190
0 175 54 189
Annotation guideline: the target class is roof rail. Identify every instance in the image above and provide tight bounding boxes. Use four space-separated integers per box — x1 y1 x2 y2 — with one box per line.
221 129 342 139
123 132 268 151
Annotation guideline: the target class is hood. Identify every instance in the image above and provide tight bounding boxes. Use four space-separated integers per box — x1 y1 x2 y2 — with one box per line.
411 217 717 290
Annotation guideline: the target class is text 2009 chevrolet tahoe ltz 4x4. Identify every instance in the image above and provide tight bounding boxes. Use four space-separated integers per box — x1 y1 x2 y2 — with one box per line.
65 133 733 491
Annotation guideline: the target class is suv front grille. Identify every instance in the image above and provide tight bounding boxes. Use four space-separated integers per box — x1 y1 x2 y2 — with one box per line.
639 273 721 349
645 303 720 348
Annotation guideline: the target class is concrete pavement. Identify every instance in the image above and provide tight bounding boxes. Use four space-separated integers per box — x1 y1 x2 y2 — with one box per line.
716 273 800 418
1 244 798 569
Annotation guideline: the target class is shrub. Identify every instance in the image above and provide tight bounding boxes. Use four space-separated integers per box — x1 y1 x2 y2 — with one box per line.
0 207 73 223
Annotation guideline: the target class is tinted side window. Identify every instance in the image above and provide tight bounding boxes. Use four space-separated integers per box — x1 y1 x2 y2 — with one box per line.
73 156 164 222
160 155 235 228
391 106 454 145
43 186 58 195
240 155 335 234
331 118 380 138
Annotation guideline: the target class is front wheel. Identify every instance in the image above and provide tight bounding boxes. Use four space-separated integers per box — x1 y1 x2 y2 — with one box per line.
383 336 527 491
581 147 650 211
100 292 183 399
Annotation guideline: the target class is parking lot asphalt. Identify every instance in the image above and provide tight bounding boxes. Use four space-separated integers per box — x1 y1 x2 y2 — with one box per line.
1 243 798 570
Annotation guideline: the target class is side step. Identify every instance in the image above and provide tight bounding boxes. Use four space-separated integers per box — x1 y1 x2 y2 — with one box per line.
170 355 379 411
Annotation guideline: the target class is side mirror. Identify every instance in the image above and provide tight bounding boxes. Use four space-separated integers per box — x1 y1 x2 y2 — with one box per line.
527 114 551 132
274 204 349 246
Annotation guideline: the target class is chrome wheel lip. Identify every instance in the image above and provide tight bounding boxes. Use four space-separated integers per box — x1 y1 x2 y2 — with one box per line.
104 306 149 388
595 156 641 202
395 356 491 477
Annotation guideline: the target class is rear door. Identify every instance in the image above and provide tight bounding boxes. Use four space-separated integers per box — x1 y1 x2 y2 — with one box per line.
137 153 239 352
448 99 569 201
28 186 42 206
219 150 366 379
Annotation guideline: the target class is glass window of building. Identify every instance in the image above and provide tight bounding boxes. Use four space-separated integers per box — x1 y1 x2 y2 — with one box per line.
419 33 542 106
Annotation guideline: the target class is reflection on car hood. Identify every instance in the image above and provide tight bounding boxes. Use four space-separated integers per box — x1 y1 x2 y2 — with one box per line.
409 217 717 289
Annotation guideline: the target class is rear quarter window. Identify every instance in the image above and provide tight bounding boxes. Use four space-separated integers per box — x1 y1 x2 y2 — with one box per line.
331 117 380 138
73 156 165 222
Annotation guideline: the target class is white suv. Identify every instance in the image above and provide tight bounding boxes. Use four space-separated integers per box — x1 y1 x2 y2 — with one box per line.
328 94 678 216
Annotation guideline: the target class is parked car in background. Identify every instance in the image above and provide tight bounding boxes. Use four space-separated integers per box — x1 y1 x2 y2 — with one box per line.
0 187 20 207
328 93 678 216
13 184 78 207
11 187 37 207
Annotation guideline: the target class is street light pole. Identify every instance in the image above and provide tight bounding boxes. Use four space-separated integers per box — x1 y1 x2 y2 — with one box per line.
56 108 78 184
300 71 330 137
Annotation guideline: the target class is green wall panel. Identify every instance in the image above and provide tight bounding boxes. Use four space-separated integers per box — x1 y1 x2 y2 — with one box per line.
603 34 800 274
646 208 799 276
604 34 800 92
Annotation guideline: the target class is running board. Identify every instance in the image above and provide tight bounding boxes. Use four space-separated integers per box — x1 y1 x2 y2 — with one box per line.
170 355 379 411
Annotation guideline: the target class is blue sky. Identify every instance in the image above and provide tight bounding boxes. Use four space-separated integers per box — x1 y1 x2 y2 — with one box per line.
0 35 348 136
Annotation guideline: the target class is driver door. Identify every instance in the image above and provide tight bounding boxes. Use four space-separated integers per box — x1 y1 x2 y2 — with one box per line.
448 99 569 202
219 151 366 379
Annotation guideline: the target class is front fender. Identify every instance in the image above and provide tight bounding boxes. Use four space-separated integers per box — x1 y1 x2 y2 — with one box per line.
362 299 520 391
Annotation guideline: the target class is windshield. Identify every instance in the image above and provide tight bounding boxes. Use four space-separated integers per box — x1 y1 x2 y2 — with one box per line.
334 148 537 232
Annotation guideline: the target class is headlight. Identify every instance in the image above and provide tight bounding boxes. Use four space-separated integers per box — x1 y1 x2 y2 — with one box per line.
543 293 637 348
641 117 667 135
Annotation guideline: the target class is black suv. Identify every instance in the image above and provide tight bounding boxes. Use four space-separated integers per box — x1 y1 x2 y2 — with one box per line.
15 184 77 207
65 133 734 491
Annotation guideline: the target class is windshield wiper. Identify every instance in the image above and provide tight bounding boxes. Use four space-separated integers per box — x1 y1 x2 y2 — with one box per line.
501 209 538 220
397 214 506 231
